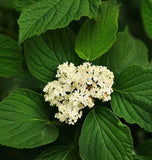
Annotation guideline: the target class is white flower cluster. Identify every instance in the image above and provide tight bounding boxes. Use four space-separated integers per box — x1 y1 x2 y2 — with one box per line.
43 62 114 125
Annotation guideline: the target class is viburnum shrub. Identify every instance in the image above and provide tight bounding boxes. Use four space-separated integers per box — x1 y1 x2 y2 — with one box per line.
0 0 152 160
44 62 114 125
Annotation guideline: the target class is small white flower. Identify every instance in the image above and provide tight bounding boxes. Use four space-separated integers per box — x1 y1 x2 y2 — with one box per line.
43 62 114 125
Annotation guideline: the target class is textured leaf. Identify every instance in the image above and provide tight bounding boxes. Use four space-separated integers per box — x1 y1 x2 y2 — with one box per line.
93 28 149 74
18 0 90 43
12 0 41 11
0 34 24 78
88 0 101 19
75 0 119 61
36 146 80 160
111 65 152 132
24 28 82 83
0 0 41 9
0 89 58 148
142 0 152 39
79 106 133 160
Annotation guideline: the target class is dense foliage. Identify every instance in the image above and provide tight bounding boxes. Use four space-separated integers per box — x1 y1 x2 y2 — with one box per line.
0 0 152 160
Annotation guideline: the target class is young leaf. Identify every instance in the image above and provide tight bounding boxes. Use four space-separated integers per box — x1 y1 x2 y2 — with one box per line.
111 65 152 132
0 34 24 78
75 0 119 61
142 0 152 39
36 146 80 160
93 28 149 74
0 89 58 148
18 0 90 43
79 106 133 160
24 28 82 83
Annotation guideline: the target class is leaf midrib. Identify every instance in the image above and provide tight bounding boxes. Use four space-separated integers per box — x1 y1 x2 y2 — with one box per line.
20 0 60 41
92 110 114 159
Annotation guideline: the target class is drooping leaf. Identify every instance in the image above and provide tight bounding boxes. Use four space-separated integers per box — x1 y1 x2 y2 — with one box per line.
75 0 119 61
79 106 133 160
24 27 82 83
111 65 152 132
93 28 149 74
142 0 152 39
18 0 91 43
0 89 58 148
0 34 24 78
36 146 80 160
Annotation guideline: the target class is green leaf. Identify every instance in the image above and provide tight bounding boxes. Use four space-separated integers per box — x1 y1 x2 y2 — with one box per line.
24 27 82 83
93 28 149 74
36 146 80 160
0 0 40 10
111 65 152 132
0 34 24 78
79 106 133 160
18 0 91 43
75 0 119 61
0 89 58 148
11 0 41 11
88 0 101 19
142 0 152 39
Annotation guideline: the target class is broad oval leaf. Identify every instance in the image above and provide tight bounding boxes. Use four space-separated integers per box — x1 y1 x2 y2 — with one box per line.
0 34 24 78
24 28 82 83
18 0 90 43
0 89 58 148
111 65 152 132
79 106 133 160
75 0 119 61
36 146 80 160
142 0 152 39
93 28 149 74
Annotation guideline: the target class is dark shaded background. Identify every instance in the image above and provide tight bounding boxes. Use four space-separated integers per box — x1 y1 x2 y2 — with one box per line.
0 0 152 159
